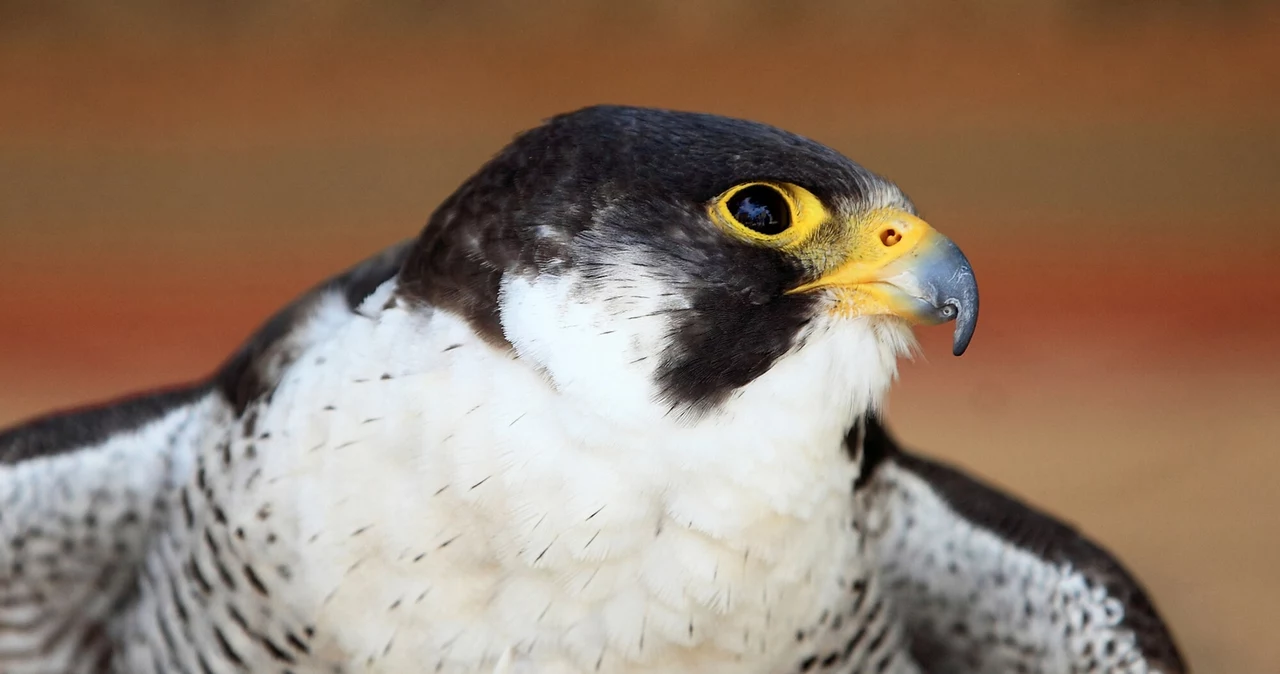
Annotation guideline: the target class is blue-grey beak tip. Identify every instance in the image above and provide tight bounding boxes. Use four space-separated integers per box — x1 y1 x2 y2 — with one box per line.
950 293 978 356
918 237 980 357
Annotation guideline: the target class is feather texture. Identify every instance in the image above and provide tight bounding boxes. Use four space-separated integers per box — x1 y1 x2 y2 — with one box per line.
860 418 1186 673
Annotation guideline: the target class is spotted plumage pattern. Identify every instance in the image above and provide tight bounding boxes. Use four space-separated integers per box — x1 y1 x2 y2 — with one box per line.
0 106 1184 674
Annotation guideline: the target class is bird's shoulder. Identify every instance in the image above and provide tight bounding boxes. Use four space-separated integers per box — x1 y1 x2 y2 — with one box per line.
0 384 219 671
213 238 417 415
0 240 417 670
0 238 416 466
856 417 1187 673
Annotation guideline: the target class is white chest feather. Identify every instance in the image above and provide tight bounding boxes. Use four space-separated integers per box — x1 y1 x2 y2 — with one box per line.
211 280 907 674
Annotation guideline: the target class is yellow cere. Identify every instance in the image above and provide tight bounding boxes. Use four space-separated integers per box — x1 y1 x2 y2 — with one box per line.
787 209 936 295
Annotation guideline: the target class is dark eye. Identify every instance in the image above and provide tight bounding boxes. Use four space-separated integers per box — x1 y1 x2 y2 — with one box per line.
727 185 791 235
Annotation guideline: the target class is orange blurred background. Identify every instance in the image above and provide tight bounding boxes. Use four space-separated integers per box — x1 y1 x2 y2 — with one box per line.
1 2 1277 671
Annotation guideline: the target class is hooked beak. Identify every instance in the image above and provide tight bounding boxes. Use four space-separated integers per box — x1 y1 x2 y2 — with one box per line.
788 209 979 356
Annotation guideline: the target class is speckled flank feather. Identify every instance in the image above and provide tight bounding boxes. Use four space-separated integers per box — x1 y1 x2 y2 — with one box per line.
0 243 412 674
859 423 1186 674
0 393 218 673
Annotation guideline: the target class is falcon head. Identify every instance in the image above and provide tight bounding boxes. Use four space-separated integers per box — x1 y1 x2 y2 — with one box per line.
400 106 977 425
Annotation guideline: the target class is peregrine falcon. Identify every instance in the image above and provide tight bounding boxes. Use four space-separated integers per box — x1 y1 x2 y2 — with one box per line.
0 106 1184 674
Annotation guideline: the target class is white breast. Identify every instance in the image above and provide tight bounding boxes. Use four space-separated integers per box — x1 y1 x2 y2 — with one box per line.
216 280 906 674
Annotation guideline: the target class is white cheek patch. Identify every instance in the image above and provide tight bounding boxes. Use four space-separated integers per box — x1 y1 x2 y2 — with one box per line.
498 267 689 425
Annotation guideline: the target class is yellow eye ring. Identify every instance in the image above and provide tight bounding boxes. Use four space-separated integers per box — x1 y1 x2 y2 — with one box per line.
709 181 827 249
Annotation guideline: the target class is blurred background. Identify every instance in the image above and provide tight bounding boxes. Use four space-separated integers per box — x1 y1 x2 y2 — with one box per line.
1 0 1277 670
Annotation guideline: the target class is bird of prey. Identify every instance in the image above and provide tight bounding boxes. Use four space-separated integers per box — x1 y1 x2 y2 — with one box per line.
0 106 1184 674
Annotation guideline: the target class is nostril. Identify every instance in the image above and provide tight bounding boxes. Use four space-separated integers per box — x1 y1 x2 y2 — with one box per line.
880 228 902 247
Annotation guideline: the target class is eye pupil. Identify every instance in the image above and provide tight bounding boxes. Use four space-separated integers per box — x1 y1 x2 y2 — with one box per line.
736 198 773 228
727 185 791 235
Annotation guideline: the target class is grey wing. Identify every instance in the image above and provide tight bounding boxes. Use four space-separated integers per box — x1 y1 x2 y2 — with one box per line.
0 239 414 673
856 417 1187 674
0 387 217 673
